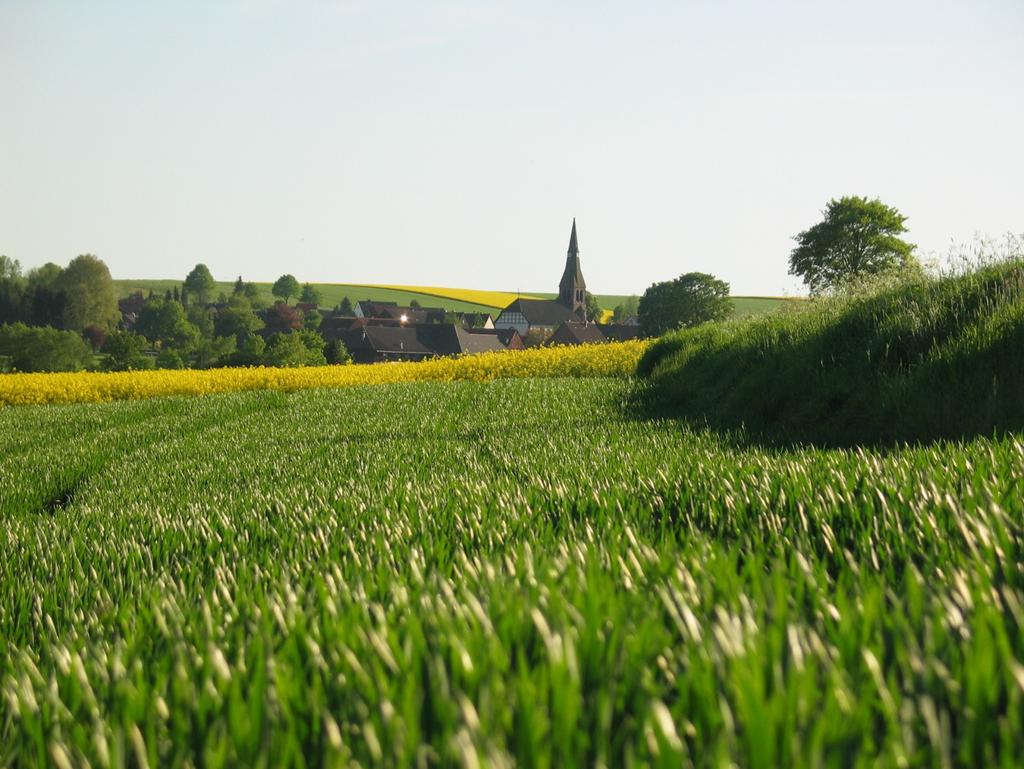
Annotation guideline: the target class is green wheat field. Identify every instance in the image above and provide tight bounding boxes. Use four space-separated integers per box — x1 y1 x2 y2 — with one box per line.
2 377 1022 768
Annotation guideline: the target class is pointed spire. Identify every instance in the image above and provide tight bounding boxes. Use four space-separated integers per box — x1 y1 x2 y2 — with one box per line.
558 218 586 312
567 217 579 255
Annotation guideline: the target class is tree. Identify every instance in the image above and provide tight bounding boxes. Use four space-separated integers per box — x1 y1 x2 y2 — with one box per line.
102 331 152 371
0 323 94 372
584 291 602 323
25 264 67 328
227 335 266 367
135 299 201 352
233 276 245 295
638 272 733 337
184 264 217 305
82 324 108 352
192 335 236 369
155 348 185 369
186 304 215 338
215 295 264 344
325 338 352 365
56 254 120 331
612 295 640 323
242 282 265 308
299 283 322 306
789 196 916 293
0 256 26 325
264 301 303 333
261 331 326 367
409 299 421 310
338 296 354 315
272 274 300 304
303 309 322 331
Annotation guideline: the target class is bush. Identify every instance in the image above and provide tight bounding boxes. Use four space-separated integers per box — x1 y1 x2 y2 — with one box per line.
261 331 326 368
637 259 1024 444
0 323 94 372
102 331 153 372
155 348 185 370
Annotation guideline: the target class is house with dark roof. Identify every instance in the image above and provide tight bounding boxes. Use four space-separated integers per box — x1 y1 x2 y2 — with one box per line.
463 327 524 351
330 322 521 364
548 321 641 347
354 301 448 325
495 219 590 336
548 322 607 347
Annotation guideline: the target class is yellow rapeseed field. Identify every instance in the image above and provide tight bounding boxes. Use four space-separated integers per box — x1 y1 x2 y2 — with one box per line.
0 340 650 407
356 285 544 308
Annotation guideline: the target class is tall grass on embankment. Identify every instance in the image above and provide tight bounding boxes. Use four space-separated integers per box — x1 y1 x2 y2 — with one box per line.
637 260 1024 445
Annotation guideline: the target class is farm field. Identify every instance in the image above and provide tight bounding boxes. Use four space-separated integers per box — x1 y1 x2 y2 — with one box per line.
2 378 1022 768
0 340 648 407
114 279 793 318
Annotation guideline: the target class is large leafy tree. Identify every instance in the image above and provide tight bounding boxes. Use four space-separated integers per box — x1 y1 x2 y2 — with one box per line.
0 323 94 372
264 301 303 333
102 331 152 371
638 272 733 337
215 295 265 344
261 330 327 367
56 254 120 331
584 291 602 323
135 299 201 352
789 196 916 293
272 274 300 304
184 264 217 305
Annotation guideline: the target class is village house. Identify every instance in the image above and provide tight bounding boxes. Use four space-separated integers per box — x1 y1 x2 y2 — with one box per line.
548 321 641 347
326 322 522 364
351 300 494 329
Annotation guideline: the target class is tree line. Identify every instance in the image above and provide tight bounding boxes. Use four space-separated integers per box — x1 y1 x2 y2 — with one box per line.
0 258 351 373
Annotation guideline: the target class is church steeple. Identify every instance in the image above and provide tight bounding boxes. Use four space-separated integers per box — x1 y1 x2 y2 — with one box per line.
558 218 586 315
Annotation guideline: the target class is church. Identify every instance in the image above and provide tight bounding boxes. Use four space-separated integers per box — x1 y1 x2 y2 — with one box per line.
494 219 589 336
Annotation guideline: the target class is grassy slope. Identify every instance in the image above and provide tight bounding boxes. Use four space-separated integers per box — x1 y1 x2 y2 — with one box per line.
1 379 1022 767
638 262 1024 444
115 279 794 317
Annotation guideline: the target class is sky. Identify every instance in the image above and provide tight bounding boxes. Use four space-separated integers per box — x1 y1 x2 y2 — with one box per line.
1 1 1022 296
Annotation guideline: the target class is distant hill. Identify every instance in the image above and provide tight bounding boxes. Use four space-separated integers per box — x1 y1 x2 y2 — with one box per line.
113 280 795 319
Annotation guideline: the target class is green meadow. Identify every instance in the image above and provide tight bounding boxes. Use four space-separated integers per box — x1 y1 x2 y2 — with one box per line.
1 375 1022 768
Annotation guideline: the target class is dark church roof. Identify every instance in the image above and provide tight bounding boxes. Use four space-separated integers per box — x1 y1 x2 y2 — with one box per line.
500 298 578 326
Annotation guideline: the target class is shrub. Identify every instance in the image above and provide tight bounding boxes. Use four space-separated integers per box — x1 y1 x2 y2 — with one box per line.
0 323 94 372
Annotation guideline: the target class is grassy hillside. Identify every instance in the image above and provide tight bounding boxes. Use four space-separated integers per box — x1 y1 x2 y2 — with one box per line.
2 379 1022 766
638 261 1024 444
115 279 794 317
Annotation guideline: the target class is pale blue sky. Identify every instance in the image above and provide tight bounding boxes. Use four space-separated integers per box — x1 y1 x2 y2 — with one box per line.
2 1 1022 295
